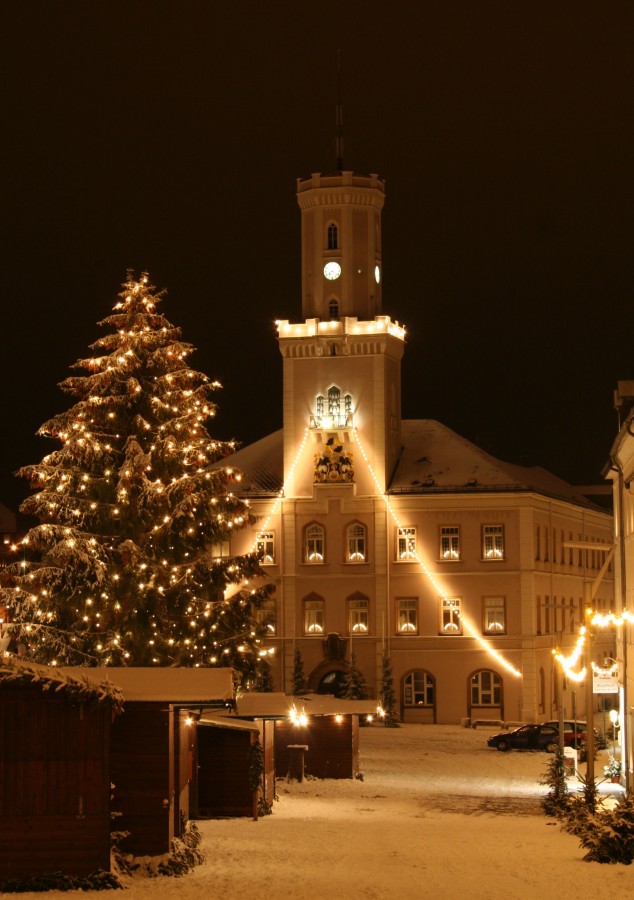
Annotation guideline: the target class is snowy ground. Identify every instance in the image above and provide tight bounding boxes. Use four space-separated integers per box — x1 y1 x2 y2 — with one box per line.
19 724 634 899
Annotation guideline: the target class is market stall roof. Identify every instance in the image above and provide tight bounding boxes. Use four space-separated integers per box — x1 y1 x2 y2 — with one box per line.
0 657 124 712
55 666 234 704
226 692 381 719
198 712 259 733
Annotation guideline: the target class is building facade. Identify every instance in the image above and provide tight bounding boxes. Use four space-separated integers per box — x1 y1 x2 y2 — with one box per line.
227 168 615 725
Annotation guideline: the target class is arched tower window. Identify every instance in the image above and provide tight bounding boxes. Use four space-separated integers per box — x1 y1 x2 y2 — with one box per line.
327 222 338 250
328 298 340 320
328 386 341 418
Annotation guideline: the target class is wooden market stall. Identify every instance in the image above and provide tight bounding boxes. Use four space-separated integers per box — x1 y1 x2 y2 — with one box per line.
0 658 122 881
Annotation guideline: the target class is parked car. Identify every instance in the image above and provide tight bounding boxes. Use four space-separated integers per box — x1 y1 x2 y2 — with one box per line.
487 724 560 752
541 720 591 747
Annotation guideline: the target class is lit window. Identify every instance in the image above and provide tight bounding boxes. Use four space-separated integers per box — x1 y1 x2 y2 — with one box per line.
471 670 502 706
440 526 460 560
304 598 324 634
398 598 418 634
256 600 276 635
397 527 417 560
327 222 338 250
349 596 369 633
210 540 230 558
483 525 504 559
304 524 325 564
256 531 275 565
483 597 506 633
328 298 340 320
440 598 462 634
347 523 366 562
403 670 434 707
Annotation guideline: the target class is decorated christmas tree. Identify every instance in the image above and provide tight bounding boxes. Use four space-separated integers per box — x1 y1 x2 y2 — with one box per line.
1 272 272 682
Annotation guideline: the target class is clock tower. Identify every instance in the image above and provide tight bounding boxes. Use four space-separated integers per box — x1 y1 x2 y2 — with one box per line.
277 169 405 495
297 170 384 321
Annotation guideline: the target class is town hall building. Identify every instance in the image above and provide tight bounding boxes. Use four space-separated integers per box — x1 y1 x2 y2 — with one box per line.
226 166 615 725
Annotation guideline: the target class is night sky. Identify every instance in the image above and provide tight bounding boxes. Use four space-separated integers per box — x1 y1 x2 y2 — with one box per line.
2 2 634 514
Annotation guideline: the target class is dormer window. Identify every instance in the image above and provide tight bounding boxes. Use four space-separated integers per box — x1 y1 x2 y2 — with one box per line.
327 222 338 250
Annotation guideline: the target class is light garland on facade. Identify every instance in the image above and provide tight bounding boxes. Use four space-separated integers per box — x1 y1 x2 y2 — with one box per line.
552 609 630 683
354 427 522 678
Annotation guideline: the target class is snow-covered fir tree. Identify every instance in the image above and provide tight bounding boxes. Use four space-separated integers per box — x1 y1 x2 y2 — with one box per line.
342 650 369 700
291 646 307 695
380 650 399 727
1 273 272 682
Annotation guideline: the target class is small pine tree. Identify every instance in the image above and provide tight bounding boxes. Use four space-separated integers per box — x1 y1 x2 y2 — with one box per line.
342 650 369 700
563 792 634 864
255 659 274 692
540 748 569 817
0 272 271 684
380 649 399 727
292 646 307 695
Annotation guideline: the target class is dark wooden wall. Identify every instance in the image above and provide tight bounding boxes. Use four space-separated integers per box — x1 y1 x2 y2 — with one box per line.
196 726 253 817
110 703 173 856
0 685 111 879
274 716 358 779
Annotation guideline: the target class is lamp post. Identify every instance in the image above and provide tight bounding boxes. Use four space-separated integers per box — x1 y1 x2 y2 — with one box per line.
562 542 616 793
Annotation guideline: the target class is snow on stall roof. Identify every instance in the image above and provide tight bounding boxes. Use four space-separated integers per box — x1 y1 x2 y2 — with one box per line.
55 666 234 703
391 419 599 505
223 691 381 719
0 656 124 710
198 712 259 733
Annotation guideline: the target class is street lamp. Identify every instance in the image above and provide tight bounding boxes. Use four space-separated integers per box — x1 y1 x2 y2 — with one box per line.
561 542 616 791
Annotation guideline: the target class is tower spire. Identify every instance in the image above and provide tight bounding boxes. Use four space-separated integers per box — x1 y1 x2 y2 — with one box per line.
336 49 344 173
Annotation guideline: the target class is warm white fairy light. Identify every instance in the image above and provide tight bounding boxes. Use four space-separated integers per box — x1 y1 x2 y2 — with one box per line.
354 427 522 678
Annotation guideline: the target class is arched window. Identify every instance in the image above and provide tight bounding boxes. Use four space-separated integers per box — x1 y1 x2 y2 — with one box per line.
403 670 435 707
304 595 324 634
328 385 341 418
304 523 325 564
327 222 338 249
346 522 366 562
348 594 369 633
328 298 340 320
470 670 502 706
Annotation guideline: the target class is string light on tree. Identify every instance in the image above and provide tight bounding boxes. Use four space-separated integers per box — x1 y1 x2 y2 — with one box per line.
0 272 273 683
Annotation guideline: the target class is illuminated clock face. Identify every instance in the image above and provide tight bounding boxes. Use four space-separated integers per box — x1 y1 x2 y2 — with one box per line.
374 265 381 284
323 261 342 281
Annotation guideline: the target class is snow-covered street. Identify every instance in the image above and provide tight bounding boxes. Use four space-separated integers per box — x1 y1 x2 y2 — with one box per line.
17 723 634 900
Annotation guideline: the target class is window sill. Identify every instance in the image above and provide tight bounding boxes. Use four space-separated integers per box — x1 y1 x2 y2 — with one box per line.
480 557 506 563
437 558 463 564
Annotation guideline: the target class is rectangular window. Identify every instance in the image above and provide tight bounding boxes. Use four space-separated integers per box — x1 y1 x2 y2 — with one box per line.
397 598 418 634
535 525 541 562
440 597 462 634
349 598 369 634
440 526 460 560
347 523 366 562
256 599 276 635
256 531 275 565
210 540 230 558
482 525 504 560
305 524 325 564
483 597 506 634
304 599 324 634
397 527 417 561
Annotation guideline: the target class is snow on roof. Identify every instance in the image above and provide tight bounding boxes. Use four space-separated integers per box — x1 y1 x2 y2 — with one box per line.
198 712 259 733
55 666 234 703
222 430 283 494
390 420 599 505
229 691 380 718
0 656 124 711
224 420 598 507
